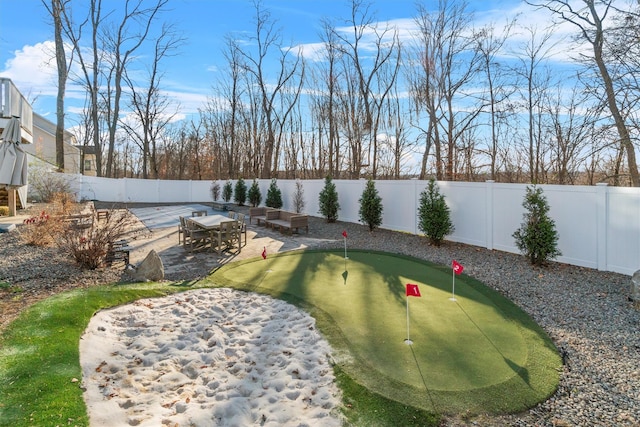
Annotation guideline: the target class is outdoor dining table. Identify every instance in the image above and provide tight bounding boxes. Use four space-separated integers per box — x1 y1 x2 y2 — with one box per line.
188 214 228 230
188 214 238 253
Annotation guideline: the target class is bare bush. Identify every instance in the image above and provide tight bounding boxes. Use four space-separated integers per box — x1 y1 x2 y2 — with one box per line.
18 193 76 246
292 180 305 213
210 181 221 201
28 166 75 202
19 210 64 246
58 209 136 270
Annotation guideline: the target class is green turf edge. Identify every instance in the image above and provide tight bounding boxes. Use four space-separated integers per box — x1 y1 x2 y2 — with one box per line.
334 364 440 427
202 248 562 416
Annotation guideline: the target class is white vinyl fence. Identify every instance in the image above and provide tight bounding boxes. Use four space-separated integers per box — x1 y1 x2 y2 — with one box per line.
70 175 640 276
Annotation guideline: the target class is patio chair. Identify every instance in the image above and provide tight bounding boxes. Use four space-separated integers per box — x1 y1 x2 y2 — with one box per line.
184 220 213 253
192 210 208 217
178 216 188 244
214 220 241 254
227 210 237 219
236 212 247 246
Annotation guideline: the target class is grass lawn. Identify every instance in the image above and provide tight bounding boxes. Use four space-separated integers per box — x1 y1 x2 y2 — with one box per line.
0 250 560 426
0 285 177 427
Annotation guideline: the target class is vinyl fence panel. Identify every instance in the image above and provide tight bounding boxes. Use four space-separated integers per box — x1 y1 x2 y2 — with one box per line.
69 174 640 276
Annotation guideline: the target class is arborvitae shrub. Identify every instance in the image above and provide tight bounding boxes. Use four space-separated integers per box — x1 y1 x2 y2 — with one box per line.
222 181 233 202
417 179 454 246
234 178 247 206
265 179 283 209
358 179 383 231
210 181 221 202
318 176 340 223
513 185 561 266
248 179 262 207
292 180 305 213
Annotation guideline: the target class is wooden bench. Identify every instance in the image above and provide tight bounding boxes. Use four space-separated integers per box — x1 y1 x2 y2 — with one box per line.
106 239 131 267
249 206 272 225
96 209 110 221
61 213 94 229
264 210 309 235
211 201 231 211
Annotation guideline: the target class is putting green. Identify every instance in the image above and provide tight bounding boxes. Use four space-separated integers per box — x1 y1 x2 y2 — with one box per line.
205 250 561 414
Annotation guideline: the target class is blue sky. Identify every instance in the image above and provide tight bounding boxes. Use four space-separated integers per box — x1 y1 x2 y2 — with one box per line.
0 0 570 126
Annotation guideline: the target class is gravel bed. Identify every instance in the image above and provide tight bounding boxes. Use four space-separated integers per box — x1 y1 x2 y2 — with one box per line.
1 207 638 426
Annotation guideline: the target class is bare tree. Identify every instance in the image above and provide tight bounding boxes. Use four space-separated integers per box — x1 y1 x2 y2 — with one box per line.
59 0 105 175
527 0 640 186
237 0 304 178
316 18 344 177
387 81 416 178
332 0 400 178
545 82 596 184
511 25 557 184
220 36 244 178
474 20 516 180
413 0 483 180
122 23 182 178
100 0 168 177
42 0 72 172
58 0 168 178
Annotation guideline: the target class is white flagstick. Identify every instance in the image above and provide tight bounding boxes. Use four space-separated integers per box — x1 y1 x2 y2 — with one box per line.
450 268 457 301
405 295 412 344
343 232 348 259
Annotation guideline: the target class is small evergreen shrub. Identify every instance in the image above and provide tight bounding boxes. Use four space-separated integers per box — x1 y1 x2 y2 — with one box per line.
210 181 221 202
358 179 383 231
265 179 283 209
318 176 340 223
248 179 262 207
234 178 247 206
513 185 561 266
222 181 233 203
292 180 305 213
417 179 454 246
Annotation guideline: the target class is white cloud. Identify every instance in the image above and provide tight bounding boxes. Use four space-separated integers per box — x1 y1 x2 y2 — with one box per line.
161 89 209 116
291 42 326 63
0 41 58 101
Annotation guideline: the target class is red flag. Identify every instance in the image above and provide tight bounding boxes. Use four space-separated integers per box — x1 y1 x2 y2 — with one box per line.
342 230 348 238
452 260 464 275
262 247 267 259
406 283 421 297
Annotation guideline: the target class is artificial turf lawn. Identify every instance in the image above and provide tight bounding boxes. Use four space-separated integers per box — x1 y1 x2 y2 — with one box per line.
204 249 562 414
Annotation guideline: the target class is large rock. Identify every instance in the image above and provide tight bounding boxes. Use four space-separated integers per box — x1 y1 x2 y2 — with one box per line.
131 249 164 282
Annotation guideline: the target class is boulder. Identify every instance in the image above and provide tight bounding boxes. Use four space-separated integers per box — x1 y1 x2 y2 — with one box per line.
131 249 164 282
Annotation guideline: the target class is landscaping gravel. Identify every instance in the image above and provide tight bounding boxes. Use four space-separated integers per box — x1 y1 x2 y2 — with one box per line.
1 205 638 426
